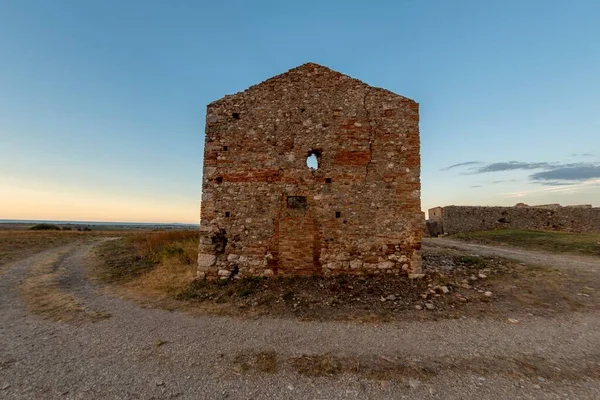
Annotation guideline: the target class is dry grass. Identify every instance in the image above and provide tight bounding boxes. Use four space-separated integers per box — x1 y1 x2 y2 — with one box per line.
234 350 600 383
0 229 138 273
234 351 279 374
20 252 110 324
95 231 199 299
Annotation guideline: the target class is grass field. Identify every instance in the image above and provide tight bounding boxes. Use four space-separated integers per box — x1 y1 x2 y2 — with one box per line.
451 229 600 256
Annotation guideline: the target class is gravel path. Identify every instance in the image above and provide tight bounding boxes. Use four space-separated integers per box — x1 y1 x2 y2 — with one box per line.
1 240 600 399
425 237 600 272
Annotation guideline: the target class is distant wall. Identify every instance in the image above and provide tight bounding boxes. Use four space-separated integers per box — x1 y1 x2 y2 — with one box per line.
435 205 600 235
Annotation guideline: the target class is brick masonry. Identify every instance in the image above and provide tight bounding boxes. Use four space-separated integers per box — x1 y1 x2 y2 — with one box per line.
198 63 422 279
427 204 600 235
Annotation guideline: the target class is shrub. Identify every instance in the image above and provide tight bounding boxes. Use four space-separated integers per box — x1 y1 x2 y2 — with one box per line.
30 223 61 231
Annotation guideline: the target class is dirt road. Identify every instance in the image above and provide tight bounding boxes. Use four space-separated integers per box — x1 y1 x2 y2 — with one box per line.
1 240 600 399
425 237 600 272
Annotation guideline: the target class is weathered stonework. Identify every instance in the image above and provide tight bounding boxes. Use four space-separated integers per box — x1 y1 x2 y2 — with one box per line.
427 204 600 235
199 63 422 279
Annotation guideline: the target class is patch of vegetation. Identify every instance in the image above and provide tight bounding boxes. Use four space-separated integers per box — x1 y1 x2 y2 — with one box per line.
30 223 61 231
95 230 199 296
20 253 111 324
452 229 600 256
235 351 600 383
454 255 487 268
234 351 278 374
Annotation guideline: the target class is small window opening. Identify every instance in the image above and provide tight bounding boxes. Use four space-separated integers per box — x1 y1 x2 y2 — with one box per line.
306 149 320 170
335 211 341 218
300 108 306 113
216 176 223 184
225 211 230 218
223 146 228 151
325 178 332 183
232 112 240 119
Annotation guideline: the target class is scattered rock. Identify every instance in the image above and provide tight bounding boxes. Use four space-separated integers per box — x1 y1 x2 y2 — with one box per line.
537 377 546 383
532 384 541 389
386 295 396 301
414 305 423 310
484 291 493 297
156 381 165 387
408 273 425 279
508 318 520 324
1 384 10 390
408 378 421 389
425 302 435 310
439 286 449 294
478 273 487 279
455 294 468 303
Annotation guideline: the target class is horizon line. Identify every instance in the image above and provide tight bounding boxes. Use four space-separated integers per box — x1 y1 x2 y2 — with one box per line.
0 218 199 226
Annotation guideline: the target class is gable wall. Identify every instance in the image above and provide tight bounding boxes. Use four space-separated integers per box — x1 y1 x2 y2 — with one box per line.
198 64 422 278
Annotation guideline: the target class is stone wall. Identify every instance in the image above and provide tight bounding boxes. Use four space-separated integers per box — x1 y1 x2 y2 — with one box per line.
198 63 422 279
429 205 600 235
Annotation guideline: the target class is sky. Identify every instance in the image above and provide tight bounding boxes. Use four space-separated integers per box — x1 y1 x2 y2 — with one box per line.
1 0 599 223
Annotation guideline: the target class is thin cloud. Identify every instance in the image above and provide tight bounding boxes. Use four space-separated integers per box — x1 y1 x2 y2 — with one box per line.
536 181 573 186
530 164 600 182
475 161 557 173
492 179 520 184
470 185 482 188
570 153 595 158
503 178 600 198
447 160 597 176
441 161 482 171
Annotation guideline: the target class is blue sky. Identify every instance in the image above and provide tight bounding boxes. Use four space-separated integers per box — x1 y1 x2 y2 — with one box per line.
1 0 599 223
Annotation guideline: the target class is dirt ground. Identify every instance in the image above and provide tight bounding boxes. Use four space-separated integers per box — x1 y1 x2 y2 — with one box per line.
1 234 600 399
0 230 136 275
93 237 600 322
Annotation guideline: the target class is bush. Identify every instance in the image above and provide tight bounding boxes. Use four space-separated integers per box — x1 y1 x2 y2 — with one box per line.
30 223 61 231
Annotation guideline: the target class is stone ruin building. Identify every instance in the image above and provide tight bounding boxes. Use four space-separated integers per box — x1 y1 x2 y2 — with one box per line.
198 63 422 279
427 203 600 236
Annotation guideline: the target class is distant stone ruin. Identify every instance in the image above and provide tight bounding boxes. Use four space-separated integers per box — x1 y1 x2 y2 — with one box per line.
198 63 422 279
427 204 600 235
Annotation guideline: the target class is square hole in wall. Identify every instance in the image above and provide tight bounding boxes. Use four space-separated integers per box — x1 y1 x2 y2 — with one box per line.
287 196 307 210
335 211 341 218
216 177 223 184
223 146 228 151
232 112 240 119
325 178 332 183
225 211 230 218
